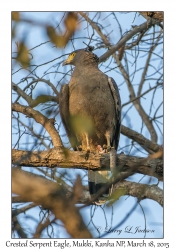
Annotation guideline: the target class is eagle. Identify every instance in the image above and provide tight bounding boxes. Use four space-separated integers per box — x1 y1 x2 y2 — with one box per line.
59 48 121 204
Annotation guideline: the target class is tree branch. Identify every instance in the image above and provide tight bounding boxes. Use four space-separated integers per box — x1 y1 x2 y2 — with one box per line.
121 125 161 153
78 12 110 47
113 53 158 143
12 82 33 105
33 217 56 238
99 19 161 63
12 82 58 107
12 179 163 207
12 148 163 181
137 32 163 97
113 180 163 207
12 203 36 217
122 84 159 108
12 103 62 147
79 12 161 63
12 168 92 238
12 114 50 149
12 216 28 238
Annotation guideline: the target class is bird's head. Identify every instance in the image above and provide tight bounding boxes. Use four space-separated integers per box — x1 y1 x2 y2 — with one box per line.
62 49 99 67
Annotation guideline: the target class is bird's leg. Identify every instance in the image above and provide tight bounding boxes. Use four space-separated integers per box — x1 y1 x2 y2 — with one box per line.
85 133 90 152
105 132 111 152
85 133 90 160
102 144 107 153
99 132 112 153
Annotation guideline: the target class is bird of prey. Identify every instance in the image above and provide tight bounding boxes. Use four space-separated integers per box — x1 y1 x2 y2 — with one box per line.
59 48 121 204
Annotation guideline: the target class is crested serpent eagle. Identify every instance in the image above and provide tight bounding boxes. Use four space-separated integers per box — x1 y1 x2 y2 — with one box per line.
59 48 121 204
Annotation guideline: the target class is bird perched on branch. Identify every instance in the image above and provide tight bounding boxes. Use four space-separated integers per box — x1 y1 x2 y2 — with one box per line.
59 48 121 204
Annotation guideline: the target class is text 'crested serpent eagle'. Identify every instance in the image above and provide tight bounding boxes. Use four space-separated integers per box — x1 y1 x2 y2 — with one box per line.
60 48 121 204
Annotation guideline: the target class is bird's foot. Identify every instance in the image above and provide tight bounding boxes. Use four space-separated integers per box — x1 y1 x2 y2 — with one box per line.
93 198 107 206
102 144 107 153
77 145 82 151
97 145 106 154
97 144 111 154
103 144 111 153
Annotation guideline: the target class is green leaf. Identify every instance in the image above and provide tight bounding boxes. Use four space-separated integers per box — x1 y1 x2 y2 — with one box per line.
107 187 127 206
16 42 30 68
12 11 20 21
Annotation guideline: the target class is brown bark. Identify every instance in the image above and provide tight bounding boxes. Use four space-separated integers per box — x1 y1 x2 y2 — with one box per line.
12 148 163 181
12 168 92 238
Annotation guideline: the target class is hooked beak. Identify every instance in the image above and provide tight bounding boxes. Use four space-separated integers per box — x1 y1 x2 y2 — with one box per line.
62 59 69 66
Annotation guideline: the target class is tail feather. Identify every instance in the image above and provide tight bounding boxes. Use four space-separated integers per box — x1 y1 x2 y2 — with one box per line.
88 170 111 196
88 149 117 205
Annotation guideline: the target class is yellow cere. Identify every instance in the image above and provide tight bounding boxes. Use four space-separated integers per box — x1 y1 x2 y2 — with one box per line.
68 52 76 61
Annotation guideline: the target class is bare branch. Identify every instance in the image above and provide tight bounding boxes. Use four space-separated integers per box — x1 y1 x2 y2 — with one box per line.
122 84 159 108
35 78 60 97
12 216 28 238
12 203 36 217
113 180 163 207
12 178 163 207
12 168 92 238
12 82 33 105
12 103 62 147
12 82 58 107
113 54 158 143
125 30 146 50
99 19 161 63
33 217 55 238
12 114 50 149
78 12 110 47
11 164 163 207
121 125 161 153
137 31 163 97
79 12 161 64
12 148 163 181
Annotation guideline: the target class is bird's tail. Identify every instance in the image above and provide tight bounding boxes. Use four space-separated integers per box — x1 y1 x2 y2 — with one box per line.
88 170 111 204
88 149 117 205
